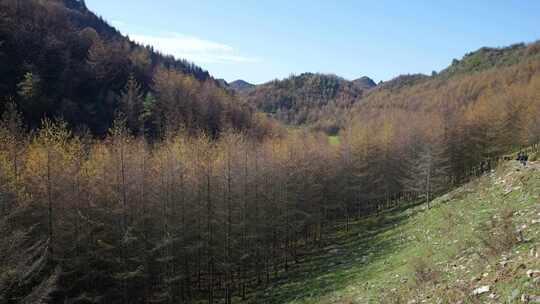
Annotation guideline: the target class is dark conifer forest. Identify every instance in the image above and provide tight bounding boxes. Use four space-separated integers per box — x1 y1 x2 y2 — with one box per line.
0 0 255 137
1 0 540 303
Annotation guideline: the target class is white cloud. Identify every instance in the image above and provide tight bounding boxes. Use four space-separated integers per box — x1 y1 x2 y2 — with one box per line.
129 32 261 64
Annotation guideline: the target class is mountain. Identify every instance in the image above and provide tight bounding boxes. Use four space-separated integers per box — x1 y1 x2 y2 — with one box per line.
439 41 540 78
369 41 540 94
216 78 229 88
1 3 540 303
240 73 368 133
246 40 540 135
375 73 429 92
217 79 256 92
352 76 377 90
0 0 255 136
229 79 256 91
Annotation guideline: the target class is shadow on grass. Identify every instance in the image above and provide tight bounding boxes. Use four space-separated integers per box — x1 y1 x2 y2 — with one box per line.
250 202 423 303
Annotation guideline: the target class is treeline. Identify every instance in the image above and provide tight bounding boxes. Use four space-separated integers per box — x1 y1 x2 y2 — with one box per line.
0 0 258 137
1 59 539 302
1 1 540 301
350 52 540 184
1 49 540 304
337 41 540 137
242 41 540 136
0 115 366 304
438 41 540 78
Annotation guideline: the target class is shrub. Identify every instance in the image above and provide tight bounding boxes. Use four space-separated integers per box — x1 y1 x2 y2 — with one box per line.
477 207 520 257
529 152 538 162
378 289 408 304
410 254 440 286
441 207 457 235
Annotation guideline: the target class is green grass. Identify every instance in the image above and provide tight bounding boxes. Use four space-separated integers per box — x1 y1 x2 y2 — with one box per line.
328 136 340 146
246 161 540 303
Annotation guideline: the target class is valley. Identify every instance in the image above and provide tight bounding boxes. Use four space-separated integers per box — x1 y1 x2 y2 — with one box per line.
1 1 539 303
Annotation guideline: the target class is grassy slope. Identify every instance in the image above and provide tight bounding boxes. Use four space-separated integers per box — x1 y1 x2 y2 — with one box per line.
328 136 340 146
249 160 540 303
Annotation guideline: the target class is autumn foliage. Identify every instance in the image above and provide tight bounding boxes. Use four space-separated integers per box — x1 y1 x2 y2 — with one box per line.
1 1 540 303
1 56 539 301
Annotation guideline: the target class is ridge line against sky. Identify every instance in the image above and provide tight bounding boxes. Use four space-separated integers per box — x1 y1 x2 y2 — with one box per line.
87 0 540 85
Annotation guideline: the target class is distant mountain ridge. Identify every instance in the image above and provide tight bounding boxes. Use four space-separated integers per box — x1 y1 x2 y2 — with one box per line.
439 41 540 78
375 73 429 92
230 79 255 91
237 40 540 134
352 76 377 90
222 76 375 92
218 79 256 91
239 73 374 133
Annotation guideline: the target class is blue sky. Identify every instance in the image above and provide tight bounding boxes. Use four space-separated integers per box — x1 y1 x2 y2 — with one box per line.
86 0 540 84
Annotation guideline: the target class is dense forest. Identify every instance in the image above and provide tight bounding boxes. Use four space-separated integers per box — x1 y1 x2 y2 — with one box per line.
218 80 256 93
1 1 540 303
242 41 540 134
438 42 540 78
0 0 259 137
1 56 540 303
1 65 539 302
240 73 371 134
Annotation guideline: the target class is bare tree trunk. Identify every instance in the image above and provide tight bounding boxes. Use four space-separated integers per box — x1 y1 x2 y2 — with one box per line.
46 148 54 260
206 163 214 304
119 140 129 304
140 152 151 304
225 145 233 303
241 148 248 300
346 206 350 232
254 150 261 284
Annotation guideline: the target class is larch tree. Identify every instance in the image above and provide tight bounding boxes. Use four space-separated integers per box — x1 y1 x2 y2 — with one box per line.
118 74 144 135
402 136 450 208
0 100 24 215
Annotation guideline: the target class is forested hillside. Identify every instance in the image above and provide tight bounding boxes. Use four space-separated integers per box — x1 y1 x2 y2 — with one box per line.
351 76 377 90
253 154 540 303
439 42 540 78
241 73 371 134
348 46 540 183
1 1 540 303
220 80 256 92
1 53 539 302
0 0 257 137
243 41 540 135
